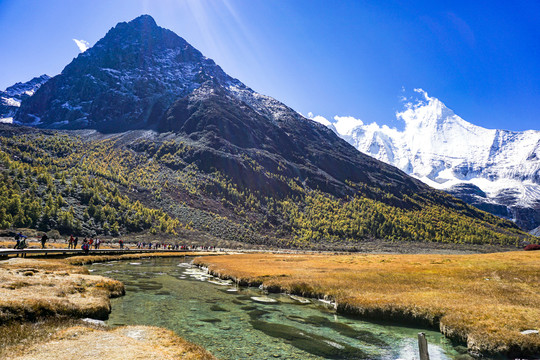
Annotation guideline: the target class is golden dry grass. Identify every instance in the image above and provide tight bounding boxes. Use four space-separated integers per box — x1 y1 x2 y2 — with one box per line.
195 251 540 356
0 252 208 322
0 258 124 322
3 324 216 360
0 317 83 357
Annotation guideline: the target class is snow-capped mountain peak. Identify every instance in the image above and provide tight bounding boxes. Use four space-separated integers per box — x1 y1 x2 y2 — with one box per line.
399 90 459 130
0 75 50 123
310 89 540 230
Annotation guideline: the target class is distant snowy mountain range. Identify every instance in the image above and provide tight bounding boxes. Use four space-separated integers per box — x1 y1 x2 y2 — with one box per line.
0 75 50 123
310 89 540 231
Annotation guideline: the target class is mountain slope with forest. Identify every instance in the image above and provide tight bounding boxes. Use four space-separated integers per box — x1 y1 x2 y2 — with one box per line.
0 124 531 248
0 15 534 248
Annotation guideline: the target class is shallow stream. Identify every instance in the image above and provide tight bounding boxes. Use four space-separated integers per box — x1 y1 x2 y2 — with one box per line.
89 257 464 360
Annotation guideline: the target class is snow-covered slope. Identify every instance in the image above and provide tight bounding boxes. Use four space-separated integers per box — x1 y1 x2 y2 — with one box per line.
0 75 50 123
312 89 540 230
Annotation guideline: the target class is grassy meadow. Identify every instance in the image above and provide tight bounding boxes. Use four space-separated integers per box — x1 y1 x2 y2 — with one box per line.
195 251 540 357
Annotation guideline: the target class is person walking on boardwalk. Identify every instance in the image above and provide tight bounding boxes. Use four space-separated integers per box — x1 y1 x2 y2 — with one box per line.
14 232 20 249
40 233 48 249
13 232 25 249
17 237 28 256
81 238 90 254
14 233 27 250
68 235 74 249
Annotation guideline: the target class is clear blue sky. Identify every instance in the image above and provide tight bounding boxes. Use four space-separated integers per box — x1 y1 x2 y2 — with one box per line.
0 0 538 131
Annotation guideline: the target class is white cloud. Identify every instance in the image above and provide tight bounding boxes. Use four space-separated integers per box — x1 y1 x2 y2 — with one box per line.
307 111 403 142
307 112 333 127
73 39 90 52
413 88 428 98
333 115 364 135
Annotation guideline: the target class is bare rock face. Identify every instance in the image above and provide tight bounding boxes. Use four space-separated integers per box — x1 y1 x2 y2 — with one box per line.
446 183 510 218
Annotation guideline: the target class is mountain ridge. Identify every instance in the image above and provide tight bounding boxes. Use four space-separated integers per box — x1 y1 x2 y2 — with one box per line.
14 15 427 199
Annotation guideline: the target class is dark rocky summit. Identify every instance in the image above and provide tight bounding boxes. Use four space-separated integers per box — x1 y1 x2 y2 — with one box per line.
16 15 238 132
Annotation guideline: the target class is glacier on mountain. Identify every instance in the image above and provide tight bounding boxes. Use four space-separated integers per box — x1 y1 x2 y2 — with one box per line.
310 89 540 230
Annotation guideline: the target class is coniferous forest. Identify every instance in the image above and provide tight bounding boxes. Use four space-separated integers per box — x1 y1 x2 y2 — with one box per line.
0 126 532 248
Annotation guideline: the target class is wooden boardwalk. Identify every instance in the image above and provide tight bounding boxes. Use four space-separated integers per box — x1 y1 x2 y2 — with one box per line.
0 248 192 259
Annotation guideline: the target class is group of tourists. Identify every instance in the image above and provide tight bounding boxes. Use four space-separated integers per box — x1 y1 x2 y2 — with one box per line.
12 232 220 255
67 235 78 249
68 235 101 250
135 242 217 251
13 232 48 249
11 232 104 255
68 235 103 254
136 242 179 250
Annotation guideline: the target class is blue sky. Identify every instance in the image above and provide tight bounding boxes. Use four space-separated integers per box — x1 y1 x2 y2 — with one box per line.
0 0 538 131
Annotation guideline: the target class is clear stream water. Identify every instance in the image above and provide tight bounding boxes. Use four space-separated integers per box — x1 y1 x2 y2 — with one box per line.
88 257 464 360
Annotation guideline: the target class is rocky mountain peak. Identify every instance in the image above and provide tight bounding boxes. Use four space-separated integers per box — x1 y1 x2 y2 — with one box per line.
130 14 158 27
4 74 51 97
68 14 203 73
15 16 241 132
